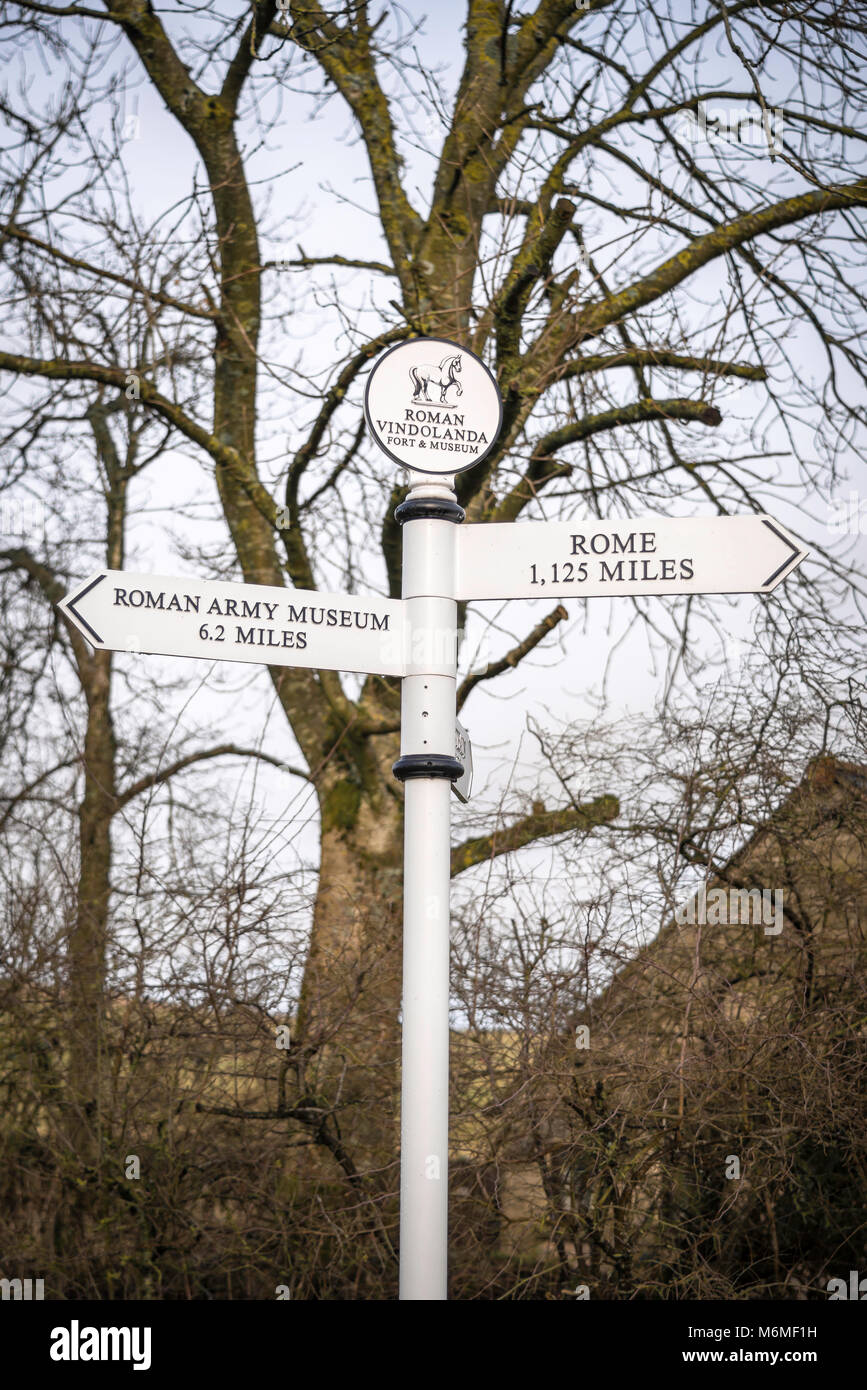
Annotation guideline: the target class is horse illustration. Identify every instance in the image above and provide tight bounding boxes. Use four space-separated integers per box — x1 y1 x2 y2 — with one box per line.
409 353 463 404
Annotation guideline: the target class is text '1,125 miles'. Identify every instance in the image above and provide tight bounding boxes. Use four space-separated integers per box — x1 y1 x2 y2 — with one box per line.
455 515 808 601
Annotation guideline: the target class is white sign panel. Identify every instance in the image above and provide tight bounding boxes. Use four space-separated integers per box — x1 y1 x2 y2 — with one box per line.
59 571 407 677
364 337 502 475
455 515 808 601
452 720 473 803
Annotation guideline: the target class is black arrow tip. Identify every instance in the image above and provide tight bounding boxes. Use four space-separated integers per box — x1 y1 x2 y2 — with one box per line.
760 520 806 590
63 573 106 644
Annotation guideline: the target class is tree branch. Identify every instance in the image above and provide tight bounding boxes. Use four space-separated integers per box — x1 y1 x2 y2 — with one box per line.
287 1 423 282
0 544 92 674
265 252 396 276
285 325 408 589
221 0 278 112
0 351 279 530
559 178 867 355
0 757 78 834
451 794 619 876
1 223 217 320
7 1 107 17
115 744 310 811
103 0 208 132
457 604 568 711
558 350 767 383
494 196 577 372
492 397 723 522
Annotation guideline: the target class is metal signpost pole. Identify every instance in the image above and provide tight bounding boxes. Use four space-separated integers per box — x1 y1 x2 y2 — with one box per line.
392 473 465 1302
363 337 502 1301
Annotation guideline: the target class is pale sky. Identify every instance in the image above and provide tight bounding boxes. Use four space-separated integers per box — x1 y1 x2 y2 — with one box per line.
3 2 865 991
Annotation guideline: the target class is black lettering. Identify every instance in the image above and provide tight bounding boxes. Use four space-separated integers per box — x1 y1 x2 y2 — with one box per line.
371 614 389 632
340 611 352 628
570 535 587 555
281 631 296 648
641 532 656 553
327 608 338 626
114 588 128 607
680 557 694 580
611 533 636 554
287 604 307 623
208 597 223 615
128 590 144 608
297 631 307 650
184 595 200 613
599 560 624 582
355 613 369 630
591 534 610 554
236 626 255 645
142 591 164 609
661 558 676 580
224 598 238 616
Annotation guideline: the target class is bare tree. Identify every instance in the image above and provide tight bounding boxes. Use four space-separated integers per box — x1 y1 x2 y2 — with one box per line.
1 1 864 1197
0 262 306 1154
448 638 865 1298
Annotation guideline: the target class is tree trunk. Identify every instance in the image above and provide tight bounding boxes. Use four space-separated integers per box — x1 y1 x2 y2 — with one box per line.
67 650 116 1154
295 738 404 1166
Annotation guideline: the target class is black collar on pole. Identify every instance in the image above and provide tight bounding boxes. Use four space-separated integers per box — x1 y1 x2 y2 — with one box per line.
394 497 465 525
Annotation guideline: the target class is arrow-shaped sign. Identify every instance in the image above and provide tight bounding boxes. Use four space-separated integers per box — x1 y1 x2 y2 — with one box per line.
58 571 407 677
455 514 808 602
59 520 808 676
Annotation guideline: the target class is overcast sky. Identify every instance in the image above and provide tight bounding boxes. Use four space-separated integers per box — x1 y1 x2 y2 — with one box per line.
4 2 865 973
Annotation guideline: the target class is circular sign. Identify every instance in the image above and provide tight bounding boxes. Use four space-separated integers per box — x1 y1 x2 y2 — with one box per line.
364 337 503 475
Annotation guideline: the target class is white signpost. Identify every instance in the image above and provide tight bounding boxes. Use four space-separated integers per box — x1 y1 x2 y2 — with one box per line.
59 571 407 677
58 337 809 1304
456 514 808 601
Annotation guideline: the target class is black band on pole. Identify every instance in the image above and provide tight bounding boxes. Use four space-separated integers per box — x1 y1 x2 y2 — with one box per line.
393 754 464 782
394 497 466 526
